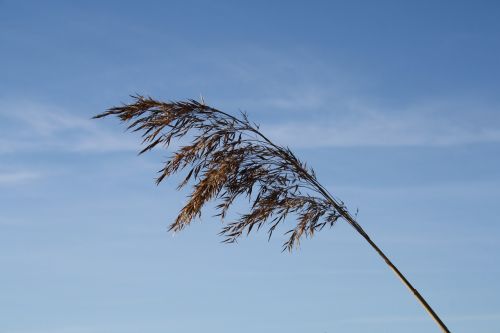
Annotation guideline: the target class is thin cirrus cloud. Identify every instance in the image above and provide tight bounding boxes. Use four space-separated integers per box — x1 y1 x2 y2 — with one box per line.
0 101 138 154
339 312 500 324
262 100 500 148
1 98 499 154
0 170 41 185
264 117 500 148
196 52 500 148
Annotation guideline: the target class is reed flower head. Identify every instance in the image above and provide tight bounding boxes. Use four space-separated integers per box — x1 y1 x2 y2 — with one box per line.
95 95 342 251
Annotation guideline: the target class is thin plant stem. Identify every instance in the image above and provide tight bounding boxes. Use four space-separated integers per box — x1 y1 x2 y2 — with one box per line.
95 96 451 332
250 122 451 332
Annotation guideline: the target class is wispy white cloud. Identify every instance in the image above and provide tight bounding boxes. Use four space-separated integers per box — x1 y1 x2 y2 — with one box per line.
0 101 138 154
447 313 500 322
0 170 41 184
192 47 500 148
262 100 500 148
3 46 500 152
340 312 500 324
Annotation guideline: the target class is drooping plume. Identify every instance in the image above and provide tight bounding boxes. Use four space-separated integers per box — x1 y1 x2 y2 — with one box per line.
95 95 343 250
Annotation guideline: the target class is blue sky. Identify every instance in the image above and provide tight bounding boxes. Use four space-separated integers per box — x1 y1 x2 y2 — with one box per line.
1 1 500 332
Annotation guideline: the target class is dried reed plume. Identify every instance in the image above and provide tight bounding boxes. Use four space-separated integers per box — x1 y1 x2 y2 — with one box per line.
94 95 451 332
